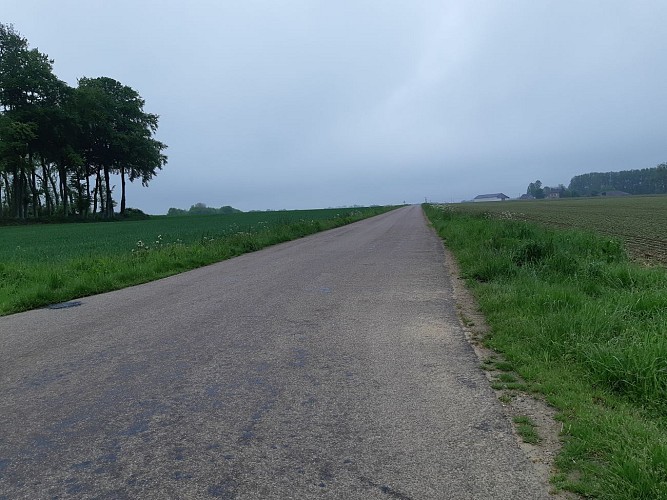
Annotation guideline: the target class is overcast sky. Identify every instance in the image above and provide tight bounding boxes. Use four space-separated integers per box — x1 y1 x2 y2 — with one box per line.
5 1 667 213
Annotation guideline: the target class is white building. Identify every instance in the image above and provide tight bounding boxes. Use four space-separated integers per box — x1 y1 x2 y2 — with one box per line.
473 193 509 202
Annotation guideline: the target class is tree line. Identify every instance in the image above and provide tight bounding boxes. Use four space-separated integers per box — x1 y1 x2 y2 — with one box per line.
568 163 667 197
526 180 574 199
167 203 241 216
526 162 667 199
0 23 166 220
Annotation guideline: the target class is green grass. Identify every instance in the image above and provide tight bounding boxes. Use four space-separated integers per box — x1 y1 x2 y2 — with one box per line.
0 207 394 315
498 373 518 383
424 203 667 499
513 416 541 444
494 361 514 372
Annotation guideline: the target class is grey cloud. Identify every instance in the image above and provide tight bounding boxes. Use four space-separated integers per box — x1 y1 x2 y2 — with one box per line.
5 0 666 212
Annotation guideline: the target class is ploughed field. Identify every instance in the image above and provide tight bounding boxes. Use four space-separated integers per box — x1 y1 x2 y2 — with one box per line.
456 195 667 264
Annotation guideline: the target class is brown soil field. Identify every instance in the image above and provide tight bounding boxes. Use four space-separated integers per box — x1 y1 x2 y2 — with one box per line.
450 195 667 265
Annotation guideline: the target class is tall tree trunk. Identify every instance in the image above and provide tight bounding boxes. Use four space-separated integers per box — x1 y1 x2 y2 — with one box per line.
28 152 38 217
103 164 113 218
2 172 11 217
95 168 103 215
120 165 126 215
75 170 84 215
85 168 91 217
93 167 100 215
41 159 53 215
18 166 27 219
23 174 29 218
35 172 49 214
30 170 40 218
21 172 27 218
59 165 69 217
46 164 60 209
11 168 19 218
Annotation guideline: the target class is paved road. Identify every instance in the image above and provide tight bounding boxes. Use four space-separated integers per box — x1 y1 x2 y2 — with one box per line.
0 205 548 499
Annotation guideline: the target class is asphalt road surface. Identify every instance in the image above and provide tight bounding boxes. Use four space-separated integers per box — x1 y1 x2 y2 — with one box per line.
0 205 549 499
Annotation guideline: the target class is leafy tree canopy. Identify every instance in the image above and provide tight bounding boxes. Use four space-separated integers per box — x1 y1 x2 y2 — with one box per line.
0 23 167 220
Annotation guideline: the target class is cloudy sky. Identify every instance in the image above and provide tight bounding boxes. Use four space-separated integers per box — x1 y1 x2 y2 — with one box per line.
5 1 667 213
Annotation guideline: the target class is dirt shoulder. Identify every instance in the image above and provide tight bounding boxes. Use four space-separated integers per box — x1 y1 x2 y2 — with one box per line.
441 243 577 498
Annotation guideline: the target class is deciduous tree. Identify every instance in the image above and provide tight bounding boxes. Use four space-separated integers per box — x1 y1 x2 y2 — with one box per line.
77 77 166 217
0 23 167 220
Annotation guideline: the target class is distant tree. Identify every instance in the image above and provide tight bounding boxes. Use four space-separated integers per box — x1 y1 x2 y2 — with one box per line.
218 205 241 214
189 202 213 215
554 183 576 198
166 203 242 216
568 163 667 196
167 207 186 216
527 180 544 199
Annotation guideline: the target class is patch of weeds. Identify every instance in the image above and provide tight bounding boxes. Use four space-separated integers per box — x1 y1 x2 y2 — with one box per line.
494 361 514 372
498 393 512 404
481 357 496 369
513 239 554 266
514 415 541 444
460 314 475 327
47 272 65 290
498 373 517 383
492 381 530 392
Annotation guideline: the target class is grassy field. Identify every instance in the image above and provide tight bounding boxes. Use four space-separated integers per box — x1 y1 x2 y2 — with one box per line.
455 195 667 264
424 201 667 498
0 207 393 316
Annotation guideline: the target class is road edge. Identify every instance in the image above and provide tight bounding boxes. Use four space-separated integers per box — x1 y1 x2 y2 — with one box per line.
421 208 577 498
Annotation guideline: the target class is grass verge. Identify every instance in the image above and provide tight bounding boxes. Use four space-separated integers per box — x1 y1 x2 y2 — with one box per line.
424 203 667 498
0 206 394 316
513 416 541 444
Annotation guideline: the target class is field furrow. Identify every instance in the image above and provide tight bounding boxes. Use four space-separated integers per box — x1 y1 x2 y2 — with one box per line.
451 195 667 265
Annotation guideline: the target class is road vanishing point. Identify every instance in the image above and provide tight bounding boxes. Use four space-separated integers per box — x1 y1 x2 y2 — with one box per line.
0 205 549 499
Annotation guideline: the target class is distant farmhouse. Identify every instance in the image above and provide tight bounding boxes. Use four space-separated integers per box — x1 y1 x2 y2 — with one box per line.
519 194 535 200
473 193 509 202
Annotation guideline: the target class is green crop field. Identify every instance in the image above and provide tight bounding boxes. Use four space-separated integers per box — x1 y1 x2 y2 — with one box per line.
451 195 667 264
0 207 392 315
2 208 382 264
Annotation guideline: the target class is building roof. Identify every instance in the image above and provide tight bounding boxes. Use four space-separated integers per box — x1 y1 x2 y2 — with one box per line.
474 193 509 200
